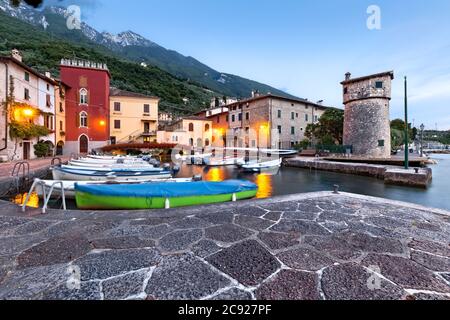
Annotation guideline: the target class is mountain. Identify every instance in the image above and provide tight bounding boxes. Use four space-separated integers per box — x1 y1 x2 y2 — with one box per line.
0 5 217 113
0 0 299 100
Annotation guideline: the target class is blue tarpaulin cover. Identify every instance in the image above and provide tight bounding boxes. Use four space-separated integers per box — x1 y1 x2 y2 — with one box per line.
75 180 257 198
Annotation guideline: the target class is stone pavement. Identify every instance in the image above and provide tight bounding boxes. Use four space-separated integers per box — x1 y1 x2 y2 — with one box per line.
0 192 449 300
0 156 70 178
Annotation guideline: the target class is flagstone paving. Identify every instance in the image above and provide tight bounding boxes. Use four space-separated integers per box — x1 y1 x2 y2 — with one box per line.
0 191 449 300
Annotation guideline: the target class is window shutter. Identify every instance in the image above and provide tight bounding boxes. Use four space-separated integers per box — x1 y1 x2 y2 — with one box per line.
76 112 79 127
85 114 88 127
86 90 90 105
76 90 80 104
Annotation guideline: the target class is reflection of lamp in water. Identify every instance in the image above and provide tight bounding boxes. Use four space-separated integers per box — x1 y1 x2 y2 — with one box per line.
205 167 225 182
255 173 272 199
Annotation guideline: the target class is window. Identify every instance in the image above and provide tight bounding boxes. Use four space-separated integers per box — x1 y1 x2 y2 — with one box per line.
47 84 50 91
291 127 295 135
144 104 150 114
232 115 235 122
315 115 319 122
238 113 242 121
375 81 383 89
278 126 282 134
278 110 282 118
24 88 30 100
60 121 63 131
296 113 299 118
114 120 121 129
188 123 194 132
378 140 385 147
245 112 249 120
59 102 64 113
344 87 348 94
80 112 88 128
46 94 51 107
226 115 229 122
305 114 309 122
205 124 210 132
24 72 30 82
110 137 116 145
79 88 88 104
114 102 121 112
245 127 249 134
291 112 295 120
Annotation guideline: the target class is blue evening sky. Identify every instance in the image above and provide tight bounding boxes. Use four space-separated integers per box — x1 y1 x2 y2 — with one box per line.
44 0 450 129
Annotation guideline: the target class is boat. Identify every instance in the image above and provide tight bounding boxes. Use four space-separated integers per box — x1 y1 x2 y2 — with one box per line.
37 177 200 199
69 160 154 169
74 157 148 165
61 164 164 172
52 166 172 181
206 157 244 166
239 158 282 172
75 180 258 210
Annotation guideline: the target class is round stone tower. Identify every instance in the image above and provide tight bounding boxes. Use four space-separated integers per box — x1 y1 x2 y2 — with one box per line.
341 71 394 159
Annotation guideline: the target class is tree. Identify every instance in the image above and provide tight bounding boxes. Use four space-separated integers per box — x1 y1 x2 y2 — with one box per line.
305 109 344 145
390 119 414 147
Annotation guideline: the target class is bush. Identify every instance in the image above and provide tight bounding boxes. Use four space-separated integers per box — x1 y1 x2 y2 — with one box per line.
34 142 49 158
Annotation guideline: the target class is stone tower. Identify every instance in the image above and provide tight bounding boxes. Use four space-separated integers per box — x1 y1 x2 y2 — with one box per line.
341 71 394 159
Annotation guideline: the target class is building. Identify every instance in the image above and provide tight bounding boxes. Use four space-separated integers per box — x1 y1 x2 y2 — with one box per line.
196 106 229 148
60 58 111 155
109 88 159 145
157 116 213 148
226 93 329 149
54 80 69 155
0 49 57 161
342 71 394 158
210 96 237 108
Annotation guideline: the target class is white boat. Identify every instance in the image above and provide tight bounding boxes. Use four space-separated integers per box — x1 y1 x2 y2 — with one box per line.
75 157 147 164
206 157 244 166
52 166 172 181
61 164 164 172
69 159 153 169
37 178 198 199
239 158 283 172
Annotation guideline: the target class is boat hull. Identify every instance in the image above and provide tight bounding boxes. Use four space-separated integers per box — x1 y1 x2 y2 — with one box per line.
52 167 171 181
75 190 257 210
74 180 258 210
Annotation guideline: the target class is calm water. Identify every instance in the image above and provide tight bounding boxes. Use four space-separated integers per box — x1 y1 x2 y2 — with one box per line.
177 154 450 211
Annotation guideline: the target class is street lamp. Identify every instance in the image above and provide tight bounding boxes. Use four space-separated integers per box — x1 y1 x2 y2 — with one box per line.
420 124 425 157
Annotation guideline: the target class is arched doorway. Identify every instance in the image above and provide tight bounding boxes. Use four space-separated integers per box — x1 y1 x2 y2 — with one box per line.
56 141 64 156
79 135 89 154
205 138 210 147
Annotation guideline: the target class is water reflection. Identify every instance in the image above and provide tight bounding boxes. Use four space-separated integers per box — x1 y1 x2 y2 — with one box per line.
11 192 39 208
204 167 226 182
255 174 273 199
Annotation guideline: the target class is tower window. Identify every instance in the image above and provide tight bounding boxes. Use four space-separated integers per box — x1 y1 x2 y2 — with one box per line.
79 88 88 104
378 140 385 147
344 87 348 94
79 111 88 128
24 72 30 82
114 120 121 129
375 81 383 89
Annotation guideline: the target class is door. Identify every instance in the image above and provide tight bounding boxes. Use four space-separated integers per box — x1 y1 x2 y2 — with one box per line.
79 135 89 154
23 142 30 160
144 122 150 133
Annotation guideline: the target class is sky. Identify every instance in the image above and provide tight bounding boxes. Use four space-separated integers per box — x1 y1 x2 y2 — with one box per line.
42 0 450 130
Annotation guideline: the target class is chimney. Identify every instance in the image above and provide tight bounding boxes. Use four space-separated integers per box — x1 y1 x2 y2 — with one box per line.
251 90 255 98
45 72 51 79
345 72 351 81
11 49 22 62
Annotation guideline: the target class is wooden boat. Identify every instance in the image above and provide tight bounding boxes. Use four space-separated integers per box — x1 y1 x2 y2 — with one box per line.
52 166 172 181
239 158 282 172
37 178 198 199
75 180 258 210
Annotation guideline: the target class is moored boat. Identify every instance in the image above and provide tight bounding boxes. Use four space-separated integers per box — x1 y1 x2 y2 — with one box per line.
37 177 199 199
52 166 172 181
206 157 244 167
75 180 258 210
61 164 163 172
239 158 282 172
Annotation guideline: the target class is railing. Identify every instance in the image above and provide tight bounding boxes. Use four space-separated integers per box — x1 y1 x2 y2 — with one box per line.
315 145 353 154
22 178 66 214
11 161 30 193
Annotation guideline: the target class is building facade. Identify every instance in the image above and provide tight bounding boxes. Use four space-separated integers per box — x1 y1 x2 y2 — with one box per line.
157 116 213 148
54 81 68 155
342 71 394 158
226 94 329 149
0 49 57 161
196 106 229 148
109 88 159 145
60 59 111 155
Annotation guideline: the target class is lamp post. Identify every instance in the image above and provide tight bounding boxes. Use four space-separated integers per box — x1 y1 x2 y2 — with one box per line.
404 77 409 170
420 124 425 157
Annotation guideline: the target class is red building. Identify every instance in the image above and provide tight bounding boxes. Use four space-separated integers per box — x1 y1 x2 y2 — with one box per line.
60 59 111 155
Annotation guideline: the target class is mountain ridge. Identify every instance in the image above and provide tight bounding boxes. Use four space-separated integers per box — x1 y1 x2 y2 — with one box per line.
0 0 299 100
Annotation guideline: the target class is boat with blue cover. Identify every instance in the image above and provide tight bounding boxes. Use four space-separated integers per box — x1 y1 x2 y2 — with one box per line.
75 180 258 209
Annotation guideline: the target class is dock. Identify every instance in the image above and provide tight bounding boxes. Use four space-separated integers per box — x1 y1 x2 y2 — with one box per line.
285 157 432 188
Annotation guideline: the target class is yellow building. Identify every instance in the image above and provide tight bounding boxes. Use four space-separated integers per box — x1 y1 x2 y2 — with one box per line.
109 88 159 144
54 81 68 155
157 116 213 148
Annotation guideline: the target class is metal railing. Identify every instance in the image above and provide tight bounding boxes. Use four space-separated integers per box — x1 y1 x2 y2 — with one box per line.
22 178 66 214
11 161 30 193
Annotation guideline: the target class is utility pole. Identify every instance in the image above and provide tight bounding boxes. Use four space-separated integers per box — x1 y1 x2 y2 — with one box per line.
404 77 409 170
